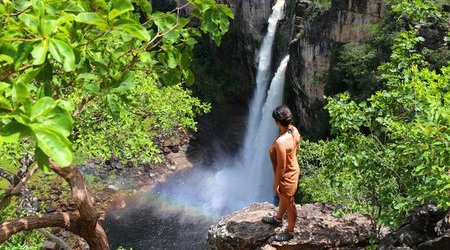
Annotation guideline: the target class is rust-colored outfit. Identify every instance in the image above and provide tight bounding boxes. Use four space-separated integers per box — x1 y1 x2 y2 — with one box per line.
269 127 300 197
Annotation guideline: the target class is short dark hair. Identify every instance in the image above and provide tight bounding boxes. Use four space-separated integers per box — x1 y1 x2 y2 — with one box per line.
272 105 292 126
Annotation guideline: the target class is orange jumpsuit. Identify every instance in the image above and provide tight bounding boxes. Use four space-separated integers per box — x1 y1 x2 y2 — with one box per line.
269 128 300 197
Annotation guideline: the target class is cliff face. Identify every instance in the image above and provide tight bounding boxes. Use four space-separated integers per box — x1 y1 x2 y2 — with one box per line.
283 0 384 139
218 0 384 139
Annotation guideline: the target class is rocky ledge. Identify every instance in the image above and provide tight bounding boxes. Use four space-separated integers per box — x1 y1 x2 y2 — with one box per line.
207 202 381 250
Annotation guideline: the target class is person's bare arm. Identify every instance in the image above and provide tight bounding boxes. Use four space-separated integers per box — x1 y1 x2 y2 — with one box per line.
273 140 287 193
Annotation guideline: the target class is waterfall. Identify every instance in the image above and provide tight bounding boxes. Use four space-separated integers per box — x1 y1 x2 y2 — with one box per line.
245 55 290 201
151 0 290 217
242 0 286 161
202 1 289 213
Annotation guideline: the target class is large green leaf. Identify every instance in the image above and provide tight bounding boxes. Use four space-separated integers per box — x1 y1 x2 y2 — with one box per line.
40 106 73 137
106 94 120 119
18 14 39 34
40 18 58 36
31 40 49 65
113 19 150 41
32 125 72 167
30 97 56 120
35 147 51 173
12 82 30 103
108 0 134 20
0 121 33 143
14 42 34 70
49 38 75 72
134 0 152 16
75 12 108 29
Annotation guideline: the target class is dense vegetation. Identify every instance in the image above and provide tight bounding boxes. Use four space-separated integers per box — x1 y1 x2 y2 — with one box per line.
299 0 449 229
0 0 232 248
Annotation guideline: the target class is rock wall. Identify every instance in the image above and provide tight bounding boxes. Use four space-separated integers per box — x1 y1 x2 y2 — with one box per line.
283 0 384 139
216 0 384 140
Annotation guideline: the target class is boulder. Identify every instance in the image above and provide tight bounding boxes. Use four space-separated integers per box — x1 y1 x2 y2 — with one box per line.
208 203 378 250
379 204 447 249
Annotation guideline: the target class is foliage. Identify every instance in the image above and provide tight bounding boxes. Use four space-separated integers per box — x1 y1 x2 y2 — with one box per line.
300 0 449 228
73 73 210 163
329 43 378 99
0 231 44 250
0 0 232 172
0 0 232 244
0 200 44 249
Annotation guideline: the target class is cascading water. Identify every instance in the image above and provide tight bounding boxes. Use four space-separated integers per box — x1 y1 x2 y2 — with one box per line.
201 0 288 213
243 0 286 147
105 1 291 249
246 55 290 201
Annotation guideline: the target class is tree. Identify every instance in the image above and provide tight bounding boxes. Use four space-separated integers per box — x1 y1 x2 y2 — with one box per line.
0 0 233 248
299 0 449 228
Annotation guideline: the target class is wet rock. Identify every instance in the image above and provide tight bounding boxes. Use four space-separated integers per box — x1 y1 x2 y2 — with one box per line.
208 202 378 250
379 204 447 250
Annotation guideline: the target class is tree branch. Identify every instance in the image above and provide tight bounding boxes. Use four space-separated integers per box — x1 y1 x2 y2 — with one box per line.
0 212 80 244
73 96 96 118
48 161 109 250
0 164 39 210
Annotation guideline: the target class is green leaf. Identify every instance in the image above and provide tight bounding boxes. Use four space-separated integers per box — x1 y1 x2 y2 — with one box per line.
57 13 77 25
31 125 72 167
183 69 195 85
113 71 135 93
31 40 49 65
40 18 58 36
30 97 56 120
167 51 177 69
0 121 33 143
106 94 121 119
35 147 51 173
75 12 108 29
40 106 73 137
14 42 34 70
108 0 134 20
12 82 30 102
83 83 101 95
49 38 75 72
0 82 9 93
19 14 39 34
134 0 152 15
113 19 150 41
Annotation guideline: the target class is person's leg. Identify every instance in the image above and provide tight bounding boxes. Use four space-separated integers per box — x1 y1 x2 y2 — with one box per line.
276 194 289 221
274 194 296 241
286 196 297 232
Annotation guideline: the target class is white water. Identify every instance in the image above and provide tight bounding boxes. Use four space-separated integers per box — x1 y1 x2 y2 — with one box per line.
149 0 290 217
201 1 289 214
245 55 290 201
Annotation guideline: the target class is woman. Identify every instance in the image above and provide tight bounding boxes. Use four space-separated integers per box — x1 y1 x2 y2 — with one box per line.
262 105 300 241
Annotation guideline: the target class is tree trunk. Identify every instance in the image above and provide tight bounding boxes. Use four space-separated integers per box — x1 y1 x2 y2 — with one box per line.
0 163 110 249
49 163 110 250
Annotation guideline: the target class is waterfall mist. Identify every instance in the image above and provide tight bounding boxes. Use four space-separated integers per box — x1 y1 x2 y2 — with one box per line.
158 0 289 216
106 1 291 248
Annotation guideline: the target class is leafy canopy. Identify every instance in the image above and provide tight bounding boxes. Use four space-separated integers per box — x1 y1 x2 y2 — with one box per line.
0 0 233 170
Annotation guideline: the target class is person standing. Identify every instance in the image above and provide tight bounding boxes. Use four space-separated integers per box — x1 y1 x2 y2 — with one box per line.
262 105 300 241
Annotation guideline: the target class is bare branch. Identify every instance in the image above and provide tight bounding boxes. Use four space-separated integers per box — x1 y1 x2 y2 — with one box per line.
0 163 39 210
0 212 79 244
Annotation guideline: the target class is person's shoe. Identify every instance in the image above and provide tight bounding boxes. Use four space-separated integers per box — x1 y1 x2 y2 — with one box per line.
261 216 282 227
274 230 294 241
